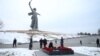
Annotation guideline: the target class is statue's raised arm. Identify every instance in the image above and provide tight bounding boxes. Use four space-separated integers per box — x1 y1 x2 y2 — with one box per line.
29 0 33 12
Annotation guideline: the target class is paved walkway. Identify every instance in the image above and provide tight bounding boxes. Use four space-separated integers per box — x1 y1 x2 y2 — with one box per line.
35 50 88 56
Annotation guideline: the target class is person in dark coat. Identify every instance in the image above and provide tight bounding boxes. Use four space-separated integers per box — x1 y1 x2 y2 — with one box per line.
96 38 99 47
80 40 82 45
29 37 33 50
39 38 43 48
48 42 53 48
60 37 64 47
43 38 47 47
13 38 17 48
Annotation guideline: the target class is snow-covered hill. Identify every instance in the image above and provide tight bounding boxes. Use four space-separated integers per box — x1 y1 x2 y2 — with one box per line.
0 32 81 44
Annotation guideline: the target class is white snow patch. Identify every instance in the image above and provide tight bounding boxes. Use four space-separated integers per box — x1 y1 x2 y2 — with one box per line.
0 48 39 56
71 46 100 56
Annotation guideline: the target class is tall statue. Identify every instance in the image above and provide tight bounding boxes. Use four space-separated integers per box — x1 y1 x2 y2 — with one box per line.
28 0 40 30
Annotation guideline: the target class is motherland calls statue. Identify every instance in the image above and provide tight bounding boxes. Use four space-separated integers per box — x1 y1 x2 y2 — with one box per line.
28 0 40 30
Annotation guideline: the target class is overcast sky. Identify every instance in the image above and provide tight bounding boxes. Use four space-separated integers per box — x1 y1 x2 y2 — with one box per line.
0 0 100 34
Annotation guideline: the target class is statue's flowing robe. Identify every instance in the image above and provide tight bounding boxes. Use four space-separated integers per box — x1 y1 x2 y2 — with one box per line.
29 10 38 30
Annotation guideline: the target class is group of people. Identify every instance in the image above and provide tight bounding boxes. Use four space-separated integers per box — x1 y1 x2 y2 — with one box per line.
12 37 100 50
39 37 64 48
12 37 64 49
39 38 47 48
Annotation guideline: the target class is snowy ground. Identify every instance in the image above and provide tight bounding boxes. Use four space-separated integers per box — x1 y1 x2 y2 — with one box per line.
0 48 38 56
0 46 100 56
71 46 100 56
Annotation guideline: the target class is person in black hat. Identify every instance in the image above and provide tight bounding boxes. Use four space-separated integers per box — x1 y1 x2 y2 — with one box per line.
29 37 33 50
60 37 64 47
13 38 17 48
96 38 99 47
39 38 43 48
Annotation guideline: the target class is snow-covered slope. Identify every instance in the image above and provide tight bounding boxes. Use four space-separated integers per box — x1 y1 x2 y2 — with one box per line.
0 32 81 44
0 33 29 44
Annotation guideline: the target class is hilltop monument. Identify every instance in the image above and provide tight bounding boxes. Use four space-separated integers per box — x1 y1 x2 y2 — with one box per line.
28 0 40 30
